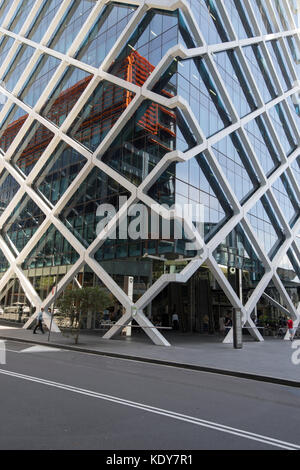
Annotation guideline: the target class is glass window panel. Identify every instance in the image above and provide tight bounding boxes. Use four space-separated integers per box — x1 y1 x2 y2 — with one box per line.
213 224 265 290
243 44 278 104
0 104 29 153
224 0 255 38
3 195 46 255
76 3 136 68
212 132 260 203
185 0 230 44
271 0 293 31
26 0 62 43
34 142 87 205
0 170 20 216
48 0 95 54
68 79 135 152
214 49 257 117
248 195 285 259
245 115 281 176
266 40 292 92
0 0 16 26
268 103 297 157
148 153 233 242
153 56 232 138
8 0 36 34
2 44 35 92
40 66 92 127
19 53 61 108
108 9 195 87
0 35 15 68
249 0 276 34
12 121 54 176
101 98 197 186
59 167 130 247
21 224 80 271
272 174 299 227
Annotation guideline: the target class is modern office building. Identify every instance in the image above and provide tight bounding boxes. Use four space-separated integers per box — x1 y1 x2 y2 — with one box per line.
0 0 299 346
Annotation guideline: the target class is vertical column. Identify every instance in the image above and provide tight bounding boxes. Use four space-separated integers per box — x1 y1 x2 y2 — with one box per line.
124 276 134 336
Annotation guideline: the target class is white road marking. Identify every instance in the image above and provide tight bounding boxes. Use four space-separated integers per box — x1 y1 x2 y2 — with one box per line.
20 346 61 353
0 367 299 450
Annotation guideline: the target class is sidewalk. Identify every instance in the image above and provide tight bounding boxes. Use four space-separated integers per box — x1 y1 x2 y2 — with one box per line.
0 323 299 387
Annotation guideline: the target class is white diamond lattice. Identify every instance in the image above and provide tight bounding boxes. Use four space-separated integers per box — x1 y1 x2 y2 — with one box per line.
0 0 298 345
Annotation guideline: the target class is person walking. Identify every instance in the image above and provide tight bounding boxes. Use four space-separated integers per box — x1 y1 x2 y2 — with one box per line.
33 307 45 334
172 309 179 331
287 317 294 341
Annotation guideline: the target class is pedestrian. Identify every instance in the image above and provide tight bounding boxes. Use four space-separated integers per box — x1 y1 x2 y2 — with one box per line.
33 307 45 334
225 313 232 335
219 315 225 335
287 317 294 341
172 309 179 331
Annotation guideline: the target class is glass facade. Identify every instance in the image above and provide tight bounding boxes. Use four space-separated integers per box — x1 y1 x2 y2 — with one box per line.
0 0 298 340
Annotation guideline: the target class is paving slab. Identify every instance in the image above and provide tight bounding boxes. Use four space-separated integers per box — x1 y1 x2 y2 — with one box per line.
0 323 299 386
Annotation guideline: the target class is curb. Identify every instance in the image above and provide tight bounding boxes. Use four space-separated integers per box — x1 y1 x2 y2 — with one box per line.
1 335 299 388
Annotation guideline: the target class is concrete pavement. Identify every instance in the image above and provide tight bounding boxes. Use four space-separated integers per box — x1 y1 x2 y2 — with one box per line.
0 323 299 386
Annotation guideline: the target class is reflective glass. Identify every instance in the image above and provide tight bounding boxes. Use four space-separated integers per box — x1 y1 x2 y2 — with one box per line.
248 195 285 259
101 98 197 186
272 174 299 227
249 0 276 34
0 170 20 215
67 80 135 152
0 0 16 26
26 0 62 43
212 132 260 203
266 40 292 92
224 0 255 38
153 56 232 138
21 224 80 270
109 9 195 86
268 103 297 157
48 0 95 54
214 49 257 117
34 142 87 205
0 246 9 272
148 153 234 242
291 156 300 187
243 44 278 103
288 93 300 121
40 66 92 127
186 0 230 44
213 224 265 300
3 44 35 92
19 54 61 108
245 115 280 176
76 3 136 68
285 35 300 77
8 0 36 34
3 195 46 255
0 35 15 68
271 0 293 31
59 167 130 248
0 104 29 153
13 121 54 176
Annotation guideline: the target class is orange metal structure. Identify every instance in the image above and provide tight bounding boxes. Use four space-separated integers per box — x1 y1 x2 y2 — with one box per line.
0 50 176 169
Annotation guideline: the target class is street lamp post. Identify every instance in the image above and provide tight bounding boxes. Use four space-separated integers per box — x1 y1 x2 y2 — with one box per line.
48 254 58 342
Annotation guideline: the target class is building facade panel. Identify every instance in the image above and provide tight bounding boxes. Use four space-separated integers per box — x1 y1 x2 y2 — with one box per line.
0 0 298 344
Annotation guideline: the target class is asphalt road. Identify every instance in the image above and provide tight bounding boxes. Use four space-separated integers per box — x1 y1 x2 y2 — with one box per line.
0 339 299 450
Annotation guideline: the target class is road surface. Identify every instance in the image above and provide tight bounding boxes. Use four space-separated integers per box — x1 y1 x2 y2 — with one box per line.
0 339 299 450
